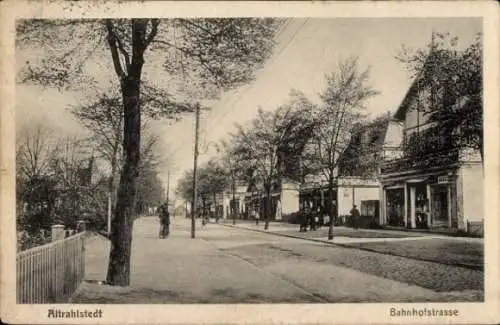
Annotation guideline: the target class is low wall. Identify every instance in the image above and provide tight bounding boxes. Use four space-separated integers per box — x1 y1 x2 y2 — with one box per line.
466 220 484 237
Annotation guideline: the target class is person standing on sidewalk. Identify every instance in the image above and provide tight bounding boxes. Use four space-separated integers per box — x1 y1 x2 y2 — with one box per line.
298 207 307 232
158 203 170 238
315 205 322 229
350 205 360 230
309 207 317 231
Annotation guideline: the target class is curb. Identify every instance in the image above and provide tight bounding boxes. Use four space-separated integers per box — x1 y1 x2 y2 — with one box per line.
221 224 483 272
222 223 340 245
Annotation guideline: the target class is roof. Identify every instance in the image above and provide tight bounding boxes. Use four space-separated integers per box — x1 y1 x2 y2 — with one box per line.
337 114 392 177
394 79 420 121
393 51 437 121
355 114 392 150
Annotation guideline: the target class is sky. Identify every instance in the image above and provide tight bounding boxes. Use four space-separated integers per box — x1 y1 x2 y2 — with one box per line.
16 17 482 202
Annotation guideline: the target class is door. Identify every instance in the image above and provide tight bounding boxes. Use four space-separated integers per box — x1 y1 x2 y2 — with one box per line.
431 185 448 226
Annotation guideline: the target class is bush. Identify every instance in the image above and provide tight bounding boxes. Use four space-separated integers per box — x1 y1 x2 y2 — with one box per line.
18 230 52 251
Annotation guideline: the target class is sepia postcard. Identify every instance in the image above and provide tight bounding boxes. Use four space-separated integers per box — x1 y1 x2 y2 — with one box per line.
1 1 499 324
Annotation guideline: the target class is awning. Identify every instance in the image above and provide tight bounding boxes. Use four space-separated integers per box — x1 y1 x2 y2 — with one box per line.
406 177 429 184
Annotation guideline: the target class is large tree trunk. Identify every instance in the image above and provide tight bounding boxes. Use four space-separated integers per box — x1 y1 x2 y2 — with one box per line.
105 20 149 286
109 147 120 208
106 77 141 286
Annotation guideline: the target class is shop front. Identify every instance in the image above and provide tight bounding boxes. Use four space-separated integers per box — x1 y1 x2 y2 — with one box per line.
381 171 458 230
244 191 282 221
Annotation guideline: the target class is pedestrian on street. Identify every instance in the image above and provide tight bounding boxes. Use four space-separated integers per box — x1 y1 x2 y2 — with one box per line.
309 209 317 231
315 205 322 229
158 203 170 238
299 208 307 232
255 210 260 225
350 205 360 230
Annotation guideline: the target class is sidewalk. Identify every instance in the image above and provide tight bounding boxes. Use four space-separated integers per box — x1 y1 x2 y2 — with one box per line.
220 220 484 271
70 218 327 303
70 217 482 303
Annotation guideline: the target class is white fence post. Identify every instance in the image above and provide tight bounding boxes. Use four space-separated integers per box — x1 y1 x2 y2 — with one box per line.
51 224 65 242
76 220 87 233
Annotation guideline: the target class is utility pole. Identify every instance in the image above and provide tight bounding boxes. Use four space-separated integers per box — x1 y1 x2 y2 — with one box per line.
191 103 200 239
166 170 170 208
232 175 236 225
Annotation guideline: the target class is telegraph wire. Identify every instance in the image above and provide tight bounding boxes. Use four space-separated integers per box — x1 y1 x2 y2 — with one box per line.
165 18 309 164
205 18 292 125
204 18 309 133
203 18 297 129
201 18 293 128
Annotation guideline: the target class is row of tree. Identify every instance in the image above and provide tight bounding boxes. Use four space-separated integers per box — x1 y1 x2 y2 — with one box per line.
16 126 99 250
176 32 483 237
175 57 378 232
176 159 227 217
16 15 481 287
17 17 283 285
15 120 167 250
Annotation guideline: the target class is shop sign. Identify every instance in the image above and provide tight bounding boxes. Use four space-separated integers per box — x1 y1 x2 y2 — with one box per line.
437 175 449 184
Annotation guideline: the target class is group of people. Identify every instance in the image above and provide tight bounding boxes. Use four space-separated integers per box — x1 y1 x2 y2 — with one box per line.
298 205 325 232
298 204 361 232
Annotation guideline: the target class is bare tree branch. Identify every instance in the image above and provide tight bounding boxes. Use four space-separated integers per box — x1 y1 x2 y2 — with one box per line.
105 20 126 79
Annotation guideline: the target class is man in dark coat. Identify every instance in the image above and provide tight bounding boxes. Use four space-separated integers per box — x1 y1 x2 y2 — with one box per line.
298 209 307 232
350 205 360 230
158 203 170 238
309 208 317 231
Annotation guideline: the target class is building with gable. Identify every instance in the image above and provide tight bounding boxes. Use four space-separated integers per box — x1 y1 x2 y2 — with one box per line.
299 115 399 223
378 64 483 234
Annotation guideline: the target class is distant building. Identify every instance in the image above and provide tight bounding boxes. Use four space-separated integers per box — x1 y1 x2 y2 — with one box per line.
221 181 248 219
243 178 300 221
201 180 251 220
379 63 483 233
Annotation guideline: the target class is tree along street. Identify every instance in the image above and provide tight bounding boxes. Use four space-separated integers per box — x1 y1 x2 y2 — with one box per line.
17 18 282 286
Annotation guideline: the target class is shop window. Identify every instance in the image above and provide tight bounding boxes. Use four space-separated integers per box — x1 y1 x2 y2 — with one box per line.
431 185 449 224
386 188 404 227
415 183 429 229
361 200 379 218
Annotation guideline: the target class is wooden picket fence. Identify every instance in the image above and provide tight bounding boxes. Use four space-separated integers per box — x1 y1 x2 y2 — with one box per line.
16 232 86 304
